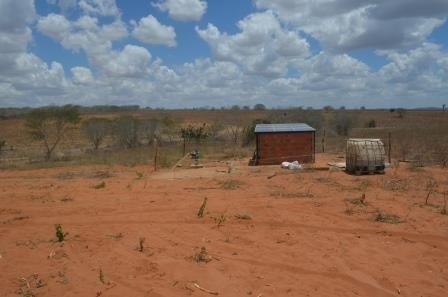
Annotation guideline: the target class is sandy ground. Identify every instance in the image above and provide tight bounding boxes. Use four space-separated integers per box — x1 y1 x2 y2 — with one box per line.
0 154 447 297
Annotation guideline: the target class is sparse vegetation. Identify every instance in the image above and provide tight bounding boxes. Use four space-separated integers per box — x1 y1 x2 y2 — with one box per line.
54 224 68 242
135 172 144 179
93 181 106 189
374 211 400 224
114 116 140 149
0 139 6 155
425 178 438 205
220 179 244 190
213 212 227 227
441 192 447 215
138 237 145 252
99 269 105 284
197 197 208 218
193 247 213 263
348 193 367 205
180 123 210 144
25 105 80 160
106 232 124 240
83 118 111 150
365 119 377 128
234 213 252 220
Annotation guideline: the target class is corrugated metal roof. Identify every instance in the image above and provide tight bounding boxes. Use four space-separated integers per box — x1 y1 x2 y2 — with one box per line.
254 123 316 133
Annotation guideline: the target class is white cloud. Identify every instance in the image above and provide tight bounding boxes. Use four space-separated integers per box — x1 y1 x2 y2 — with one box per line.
152 0 207 21
0 0 34 55
132 15 176 47
197 11 309 77
101 45 152 77
1 0 448 108
254 0 448 51
378 43 446 91
46 0 78 12
71 66 94 84
37 14 72 40
37 14 129 75
79 0 119 16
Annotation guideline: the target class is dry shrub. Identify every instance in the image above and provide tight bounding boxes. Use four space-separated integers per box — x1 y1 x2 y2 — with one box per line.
220 179 244 190
381 177 409 191
373 211 400 224
234 213 252 220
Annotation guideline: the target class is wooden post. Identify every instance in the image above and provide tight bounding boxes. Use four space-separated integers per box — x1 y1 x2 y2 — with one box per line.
183 137 186 156
388 132 392 164
322 129 326 153
153 137 159 171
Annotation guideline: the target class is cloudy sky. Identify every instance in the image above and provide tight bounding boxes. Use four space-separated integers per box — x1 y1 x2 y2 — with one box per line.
0 0 447 108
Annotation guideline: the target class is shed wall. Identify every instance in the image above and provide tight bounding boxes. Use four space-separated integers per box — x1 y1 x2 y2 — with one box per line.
256 131 314 165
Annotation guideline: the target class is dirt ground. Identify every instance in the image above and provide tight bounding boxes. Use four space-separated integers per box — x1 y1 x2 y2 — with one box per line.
1 154 447 297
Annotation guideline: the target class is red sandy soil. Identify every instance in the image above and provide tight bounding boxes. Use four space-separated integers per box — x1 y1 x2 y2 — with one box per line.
1 154 447 297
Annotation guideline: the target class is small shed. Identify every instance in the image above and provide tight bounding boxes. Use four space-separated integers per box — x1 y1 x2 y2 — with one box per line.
346 138 386 174
253 123 316 165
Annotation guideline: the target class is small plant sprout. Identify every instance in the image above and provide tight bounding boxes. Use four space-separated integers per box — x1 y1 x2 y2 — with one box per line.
99 269 105 284
441 192 447 215
425 178 438 205
344 201 354 215
374 211 400 224
197 197 208 218
193 247 212 263
214 213 227 227
54 224 68 242
138 237 145 252
234 213 252 220
94 181 106 189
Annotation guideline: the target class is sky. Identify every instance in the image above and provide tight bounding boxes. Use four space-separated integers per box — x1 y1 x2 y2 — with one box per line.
0 0 448 108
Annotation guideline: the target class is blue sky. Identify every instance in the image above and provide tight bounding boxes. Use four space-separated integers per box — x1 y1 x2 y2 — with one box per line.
1 0 448 108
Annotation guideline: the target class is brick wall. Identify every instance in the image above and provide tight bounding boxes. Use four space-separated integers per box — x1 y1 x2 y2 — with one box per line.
256 132 314 165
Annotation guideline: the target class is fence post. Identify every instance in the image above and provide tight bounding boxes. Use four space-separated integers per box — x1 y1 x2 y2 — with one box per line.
322 129 326 153
153 137 159 171
388 132 392 164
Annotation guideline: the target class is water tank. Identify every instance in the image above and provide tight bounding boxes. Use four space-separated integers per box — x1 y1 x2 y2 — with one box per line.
346 138 386 173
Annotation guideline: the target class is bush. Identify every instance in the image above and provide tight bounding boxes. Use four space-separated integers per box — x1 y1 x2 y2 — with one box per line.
332 111 356 136
253 103 266 110
114 116 140 149
241 119 270 146
365 119 377 128
26 105 80 160
180 123 210 144
140 119 160 145
83 118 111 150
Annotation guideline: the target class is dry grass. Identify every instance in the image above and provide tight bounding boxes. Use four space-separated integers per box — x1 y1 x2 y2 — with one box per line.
219 179 244 190
373 211 401 224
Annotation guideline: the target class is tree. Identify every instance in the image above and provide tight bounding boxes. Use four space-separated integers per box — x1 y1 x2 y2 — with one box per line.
323 105 334 112
140 119 159 145
114 116 140 149
83 118 111 150
396 108 406 118
253 103 266 110
224 125 243 145
365 119 377 128
26 106 80 160
332 111 356 136
242 119 271 146
180 123 210 144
